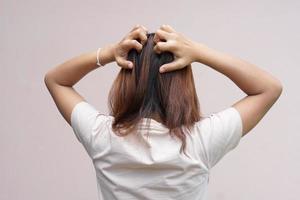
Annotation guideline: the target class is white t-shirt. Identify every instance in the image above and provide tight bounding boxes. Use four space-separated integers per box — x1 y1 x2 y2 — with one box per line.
71 101 243 200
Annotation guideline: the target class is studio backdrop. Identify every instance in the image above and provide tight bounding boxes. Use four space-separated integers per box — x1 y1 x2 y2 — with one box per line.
1 0 299 200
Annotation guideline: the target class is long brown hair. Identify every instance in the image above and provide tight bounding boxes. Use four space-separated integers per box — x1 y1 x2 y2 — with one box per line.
108 32 204 156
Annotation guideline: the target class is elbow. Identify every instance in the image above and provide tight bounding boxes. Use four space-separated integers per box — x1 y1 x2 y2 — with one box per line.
44 73 51 85
267 79 283 100
44 73 49 84
44 71 55 87
273 79 283 95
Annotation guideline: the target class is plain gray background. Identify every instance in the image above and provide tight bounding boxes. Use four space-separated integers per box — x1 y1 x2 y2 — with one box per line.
1 0 299 199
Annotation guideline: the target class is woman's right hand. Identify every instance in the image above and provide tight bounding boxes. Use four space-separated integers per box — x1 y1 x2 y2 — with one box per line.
153 24 201 73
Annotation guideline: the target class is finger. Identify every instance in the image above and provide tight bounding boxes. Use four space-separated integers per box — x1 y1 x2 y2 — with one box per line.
123 39 143 52
159 59 184 73
153 41 172 54
161 24 176 33
131 39 143 52
153 29 171 44
141 25 148 33
116 57 133 69
130 24 148 34
129 28 148 45
130 24 142 32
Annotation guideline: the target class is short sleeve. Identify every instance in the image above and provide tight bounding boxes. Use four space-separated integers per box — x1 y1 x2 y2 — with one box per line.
200 107 243 169
70 101 109 158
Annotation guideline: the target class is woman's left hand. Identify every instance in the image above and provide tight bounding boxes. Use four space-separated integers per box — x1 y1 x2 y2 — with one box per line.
113 24 148 69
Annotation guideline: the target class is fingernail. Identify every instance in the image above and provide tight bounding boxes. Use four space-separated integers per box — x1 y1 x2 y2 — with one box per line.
128 62 133 68
160 68 164 73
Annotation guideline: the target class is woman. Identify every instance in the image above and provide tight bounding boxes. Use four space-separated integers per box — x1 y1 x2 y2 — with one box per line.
44 24 283 200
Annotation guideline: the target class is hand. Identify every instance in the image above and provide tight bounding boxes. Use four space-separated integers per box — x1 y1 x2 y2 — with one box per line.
113 24 148 69
153 24 199 73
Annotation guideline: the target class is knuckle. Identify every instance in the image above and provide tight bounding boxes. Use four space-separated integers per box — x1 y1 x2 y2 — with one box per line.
154 45 161 53
170 44 178 51
155 29 161 36
134 28 145 37
131 29 138 35
115 56 121 62
153 36 158 43
134 40 141 46
119 59 125 66
167 24 173 29
138 32 146 40
116 60 122 66
132 40 142 49
177 60 185 67
124 39 131 45
156 43 163 50
117 61 122 67
176 61 182 67
137 44 143 50
141 31 147 38
142 36 147 44
143 27 148 33
157 29 163 34
172 33 179 39
129 40 136 46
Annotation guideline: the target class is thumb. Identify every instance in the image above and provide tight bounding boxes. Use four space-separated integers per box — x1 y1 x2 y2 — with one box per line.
117 57 133 69
159 60 183 73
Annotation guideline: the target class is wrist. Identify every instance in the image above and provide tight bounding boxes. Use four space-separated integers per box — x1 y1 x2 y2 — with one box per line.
98 43 116 66
192 42 211 64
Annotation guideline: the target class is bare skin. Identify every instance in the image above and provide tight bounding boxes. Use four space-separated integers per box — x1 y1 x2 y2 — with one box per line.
44 24 148 126
153 24 283 136
44 24 283 138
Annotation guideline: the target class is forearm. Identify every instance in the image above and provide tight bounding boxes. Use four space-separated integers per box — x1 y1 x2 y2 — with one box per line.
45 43 116 86
193 43 282 96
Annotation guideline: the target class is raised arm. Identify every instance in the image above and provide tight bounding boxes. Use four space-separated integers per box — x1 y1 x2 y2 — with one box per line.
44 44 115 125
153 24 283 137
44 24 148 126
193 43 283 136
